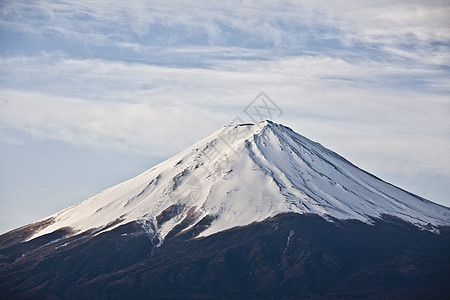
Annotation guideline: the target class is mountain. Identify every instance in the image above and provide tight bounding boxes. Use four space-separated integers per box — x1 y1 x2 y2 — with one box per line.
1 120 450 299
17 120 450 241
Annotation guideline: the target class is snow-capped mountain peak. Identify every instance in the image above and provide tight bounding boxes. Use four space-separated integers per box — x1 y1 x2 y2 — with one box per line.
28 121 450 241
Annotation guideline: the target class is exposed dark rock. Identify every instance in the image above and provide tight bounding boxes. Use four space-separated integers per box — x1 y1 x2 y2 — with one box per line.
1 214 449 299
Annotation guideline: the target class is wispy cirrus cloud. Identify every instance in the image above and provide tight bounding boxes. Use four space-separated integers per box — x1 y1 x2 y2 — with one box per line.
1 54 448 170
1 1 449 64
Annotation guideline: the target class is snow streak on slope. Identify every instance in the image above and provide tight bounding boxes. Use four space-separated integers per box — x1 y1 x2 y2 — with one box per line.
28 121 450 241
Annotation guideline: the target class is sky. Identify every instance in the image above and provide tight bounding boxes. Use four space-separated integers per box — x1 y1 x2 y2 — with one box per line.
0 0 449 234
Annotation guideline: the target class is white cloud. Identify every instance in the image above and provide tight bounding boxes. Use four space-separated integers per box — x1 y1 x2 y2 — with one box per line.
2 1 449 66
0 89 220 155
1 54 448 177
